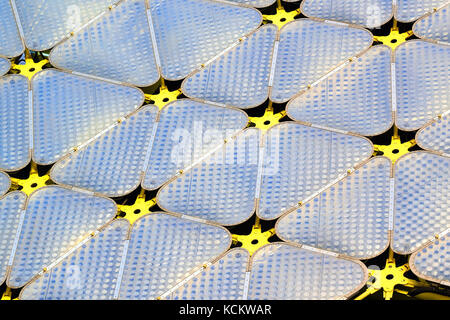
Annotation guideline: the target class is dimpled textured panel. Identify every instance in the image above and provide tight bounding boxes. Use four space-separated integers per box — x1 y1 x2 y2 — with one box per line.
224 0 275 8
287 45 392 136
0 57 10 76
150 0 262 80
247 244 366 300
0 171 10 197
51 106 158 197
119 213 231 299
276 157 391 259
395 41 450 131
142 100 248 190
393 152 450 254
0 75 31 172
410 234 450 284
50 0 160 87
258 123 373 220
32 69 144 165
396 0 449 22
301 0 393 28
270 19 372 103
0 192 26 284
413 4 450 44
416 113 450 155
14 0 121 51
182 24 277 109
20 220 129 300
7 186 117 288
0 0 24 57
170 249 249 300
157 129 260 226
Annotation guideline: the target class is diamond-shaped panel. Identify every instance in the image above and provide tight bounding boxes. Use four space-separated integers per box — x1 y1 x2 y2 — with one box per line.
0 57 10 76
276 157 391 259
395 40 449 131
119 213 231 299
32 69 144 165
416 113 449 155
150 0 262 80
301 0 393 28
182 24 277 109
0 191 27 285
0 171 10 197
247 243 367 300
157 129 260 226
7 186 117 288
258 122 373 220
20 220 129 300
396 0 449 22
0 75 31 172
14 0 121 51
392 152 449 254
410 234 449 285
0 0 24 57
287 45 393 136
50 0 160 87
51 106 158 197
270 19 373 103
142 100 248 190
413 3 450 44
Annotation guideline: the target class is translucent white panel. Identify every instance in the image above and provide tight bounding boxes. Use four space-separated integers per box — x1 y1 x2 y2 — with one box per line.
0 0 24 57
287 45 393 136
259 123 373 220
32 69 143 165
393 152 450 254
20 220 129 300
0 171 10 197
410 234 449 284
0 192 26 284
276 157 391 259
0 57 10 76
413 4 450 44
0 75 31 172
223 0 275 8
7 186 116 288
416 113 450 155
182 24 277 109
142 100 248 190
396 0 449 22
270 19 372 103
248 243 367 300
119 213 231 299
301 0 393 28
50 0 160 87
395 41 450 131
170 249 249 300
150 0 262 80
157 129 260 226
14 0 121 51
51 106 158 197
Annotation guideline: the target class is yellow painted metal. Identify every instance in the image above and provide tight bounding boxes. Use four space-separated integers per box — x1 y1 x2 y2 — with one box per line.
232 217 275 256
249 102 286 132
9 162 52 196
373 127 415 163
1 287 12 300
373 20 413 50
117 189 156 224
415 292 450 300
11 50 49 80
144 79 181 110
355 249 428 300
262 1 300 29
